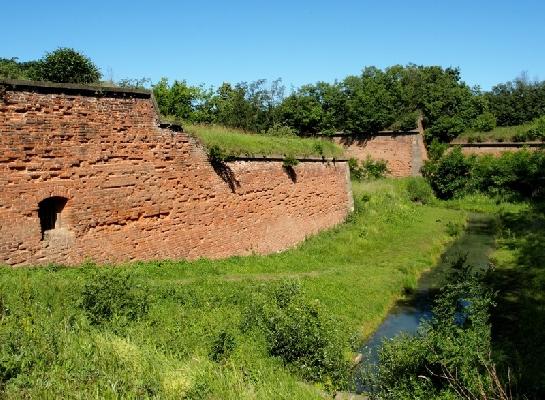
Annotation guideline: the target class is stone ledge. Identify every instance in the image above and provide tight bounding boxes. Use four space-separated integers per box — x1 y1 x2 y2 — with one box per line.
0 79 151 98
450 142 545 148
307 130 420 138
228 155 348 163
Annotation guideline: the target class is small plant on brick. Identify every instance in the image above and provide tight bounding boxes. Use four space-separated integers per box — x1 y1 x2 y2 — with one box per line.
282 155 299 167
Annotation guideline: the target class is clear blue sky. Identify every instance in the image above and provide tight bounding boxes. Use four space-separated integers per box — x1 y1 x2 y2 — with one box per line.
2 0 544 90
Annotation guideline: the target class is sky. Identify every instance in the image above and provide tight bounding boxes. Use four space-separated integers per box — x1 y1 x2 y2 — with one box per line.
2 0 544 91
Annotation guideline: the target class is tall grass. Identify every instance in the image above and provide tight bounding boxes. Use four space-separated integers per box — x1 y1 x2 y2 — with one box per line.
185 124 344 158
457 123 535 143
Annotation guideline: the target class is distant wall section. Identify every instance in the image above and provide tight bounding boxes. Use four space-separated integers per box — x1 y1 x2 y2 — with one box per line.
331 131 428 177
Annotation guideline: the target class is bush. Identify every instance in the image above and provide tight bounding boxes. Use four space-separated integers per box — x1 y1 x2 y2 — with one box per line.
366 260 509 399
207 145 234 164
349 157 388 180
243 281 350 387
209 330 236 363
282 155 299 167
406 177 435 204
422 147 472 199
264 123 297 137
426 139 449 161
80 271 149 324
30 48 101 84
472 112 497 132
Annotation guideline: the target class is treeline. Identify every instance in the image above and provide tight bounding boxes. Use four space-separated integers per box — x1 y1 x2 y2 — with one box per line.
2 48 545 142
153 65 484 141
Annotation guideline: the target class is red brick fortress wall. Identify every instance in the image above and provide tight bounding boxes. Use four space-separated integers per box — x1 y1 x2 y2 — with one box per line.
0 81 352 267
331 131 428 177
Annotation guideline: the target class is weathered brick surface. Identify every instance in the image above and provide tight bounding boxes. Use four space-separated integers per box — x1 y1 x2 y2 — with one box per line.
332 132 428 177
0 85 351 267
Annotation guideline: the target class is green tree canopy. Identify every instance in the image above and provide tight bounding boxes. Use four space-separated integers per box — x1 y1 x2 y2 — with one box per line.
31 48 101 84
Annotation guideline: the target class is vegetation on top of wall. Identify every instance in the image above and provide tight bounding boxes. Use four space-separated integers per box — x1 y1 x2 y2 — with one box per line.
3 48 545 144
185 124 344 159
457 115 545 143
0 48 101 84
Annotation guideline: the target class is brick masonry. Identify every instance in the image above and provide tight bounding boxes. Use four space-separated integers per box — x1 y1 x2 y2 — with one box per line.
0 81 352 267
331 131 428 177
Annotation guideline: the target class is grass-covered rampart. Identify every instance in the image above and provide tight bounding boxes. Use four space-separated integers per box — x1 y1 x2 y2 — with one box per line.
184 124 344 159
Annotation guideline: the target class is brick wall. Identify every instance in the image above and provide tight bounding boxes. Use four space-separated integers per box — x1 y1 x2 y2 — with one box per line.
0 81 352 267
331 132 428 177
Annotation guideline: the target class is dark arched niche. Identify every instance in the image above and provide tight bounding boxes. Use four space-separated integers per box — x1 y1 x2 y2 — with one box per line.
38 196 68 239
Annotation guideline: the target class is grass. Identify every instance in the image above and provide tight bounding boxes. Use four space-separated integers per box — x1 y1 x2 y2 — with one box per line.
0 179 466 398
184 124 344 159
456 123 535 143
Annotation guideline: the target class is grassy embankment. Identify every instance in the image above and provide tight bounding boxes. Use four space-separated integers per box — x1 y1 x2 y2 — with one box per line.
456 123 534 143
0 179 465 398
184 124 344 159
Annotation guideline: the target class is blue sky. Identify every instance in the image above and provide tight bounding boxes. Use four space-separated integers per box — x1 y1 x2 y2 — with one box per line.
2 0 544 90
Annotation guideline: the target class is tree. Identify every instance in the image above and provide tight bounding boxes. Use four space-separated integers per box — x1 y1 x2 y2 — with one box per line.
31 48 101 84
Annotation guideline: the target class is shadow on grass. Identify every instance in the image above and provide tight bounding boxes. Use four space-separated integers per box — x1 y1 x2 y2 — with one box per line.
489 205 545 399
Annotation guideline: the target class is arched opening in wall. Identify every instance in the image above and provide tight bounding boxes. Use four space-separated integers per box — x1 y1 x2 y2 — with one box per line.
38 197 68 240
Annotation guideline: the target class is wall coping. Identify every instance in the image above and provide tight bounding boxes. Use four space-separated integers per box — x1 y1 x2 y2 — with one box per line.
0 79 151 98
307 130 420 138
450 142 545 148
228 155 348 163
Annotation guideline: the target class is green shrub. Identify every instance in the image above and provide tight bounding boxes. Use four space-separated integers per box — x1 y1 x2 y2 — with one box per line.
30 48 101 84
366 260 507 399
362 156 388 179
406 177 435 204
348 158 364 180
422 147 472 199
243 281 350 387
424 145 545 200
264 123 297 137
427 139 448 161
209 330 236 363
282 155 299 167
445 221 463 236
472 112 497 132
207 145 234 164
80 271 149 324
349 157 388 180
391 111 418 132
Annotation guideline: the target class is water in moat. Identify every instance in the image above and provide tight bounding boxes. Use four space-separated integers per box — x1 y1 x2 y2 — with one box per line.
355 213 497 393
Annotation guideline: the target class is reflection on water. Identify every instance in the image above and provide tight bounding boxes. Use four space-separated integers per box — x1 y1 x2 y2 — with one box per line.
355 213 496 391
